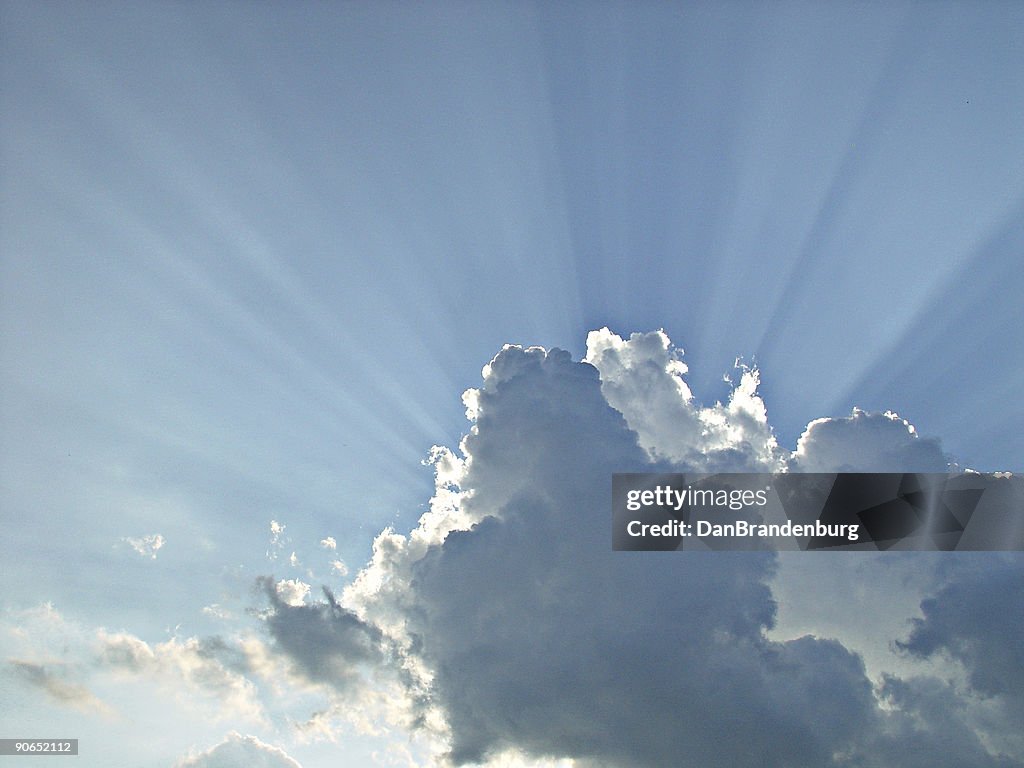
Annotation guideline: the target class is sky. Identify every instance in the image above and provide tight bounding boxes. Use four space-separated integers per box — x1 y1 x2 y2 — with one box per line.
1 1 1022 767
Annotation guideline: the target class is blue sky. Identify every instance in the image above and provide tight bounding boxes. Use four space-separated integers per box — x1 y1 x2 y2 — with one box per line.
1 2 1022 767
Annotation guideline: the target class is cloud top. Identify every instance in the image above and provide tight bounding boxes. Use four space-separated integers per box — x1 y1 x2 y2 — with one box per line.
175 732 302 768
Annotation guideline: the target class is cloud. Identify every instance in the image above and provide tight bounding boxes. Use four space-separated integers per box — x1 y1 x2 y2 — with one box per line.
584 328 783 470
320 537 337 550
122 533 165 559
363 340 878 767
583 328 952 475
898 558 1024 701
275 579 311 607
2 606 112 715
7 659 110 713
327 330 1022 767
97 631 265 723
175 732 302 768
851 675 1021 768
223 330 1016 767
895 556 1024 756
789 408 949 472
202 604 234 621
267 520 288 561
4 331 1011 766
256 577 386 694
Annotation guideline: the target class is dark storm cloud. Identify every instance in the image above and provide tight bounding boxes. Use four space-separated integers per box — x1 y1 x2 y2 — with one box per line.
898 555 1024 745
851 675 1022 768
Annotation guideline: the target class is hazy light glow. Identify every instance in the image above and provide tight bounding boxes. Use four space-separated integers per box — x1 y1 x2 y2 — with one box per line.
2 2 1022 766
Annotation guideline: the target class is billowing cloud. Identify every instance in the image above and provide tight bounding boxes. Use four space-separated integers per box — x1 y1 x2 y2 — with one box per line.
275 579 311 607
175 732 302 768
320 537 337 550
356 339 867 767
321 330 1020 767
584 328 782 470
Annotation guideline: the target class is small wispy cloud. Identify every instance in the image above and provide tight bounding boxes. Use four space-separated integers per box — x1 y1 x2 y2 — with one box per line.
201 604 233 621
122 534 165 560
267 520 287 561
7 659 111 714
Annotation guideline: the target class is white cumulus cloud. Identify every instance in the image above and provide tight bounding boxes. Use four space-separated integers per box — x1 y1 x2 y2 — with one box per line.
585 328 783 470
789 408 949 472
274 579 311 607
